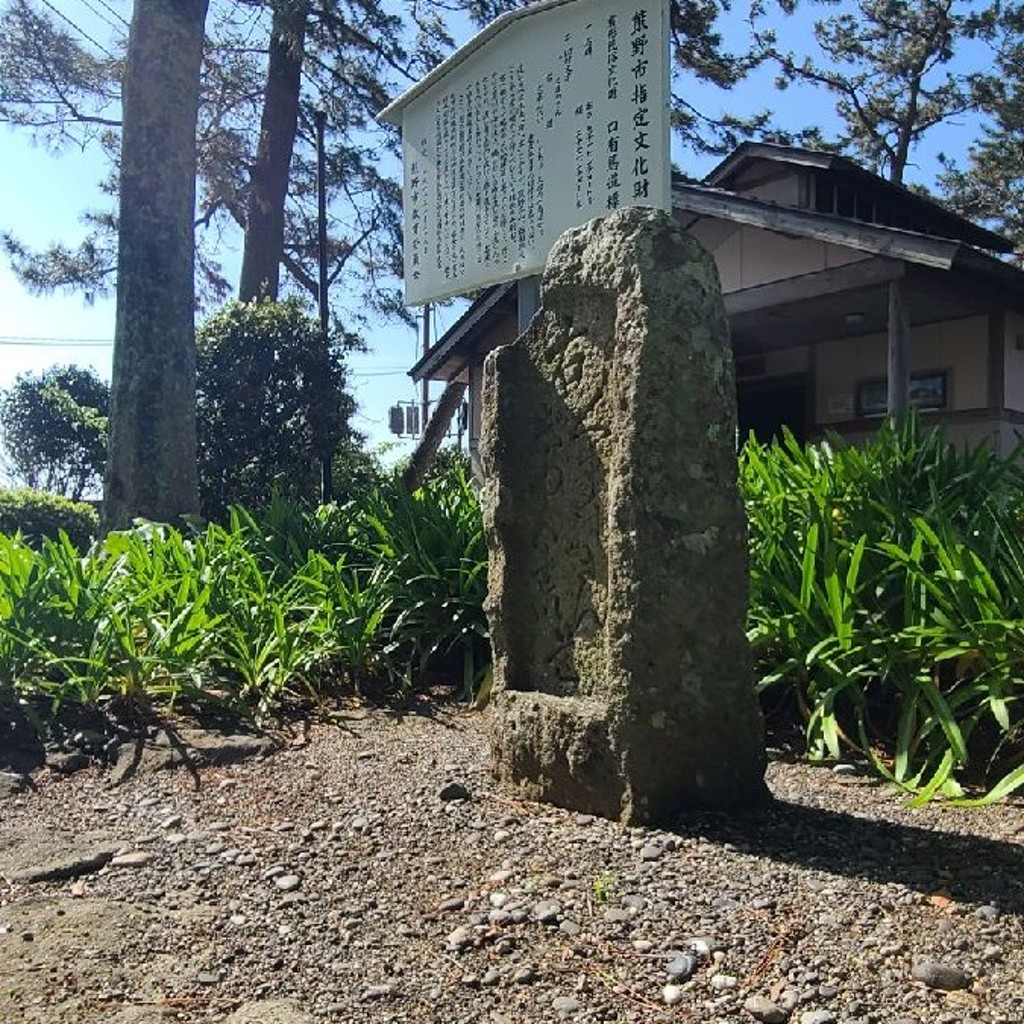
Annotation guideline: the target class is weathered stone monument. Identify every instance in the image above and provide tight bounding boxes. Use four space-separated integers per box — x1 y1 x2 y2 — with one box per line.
481 207 766 825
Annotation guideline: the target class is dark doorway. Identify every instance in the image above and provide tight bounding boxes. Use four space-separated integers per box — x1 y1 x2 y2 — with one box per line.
737 375 809 445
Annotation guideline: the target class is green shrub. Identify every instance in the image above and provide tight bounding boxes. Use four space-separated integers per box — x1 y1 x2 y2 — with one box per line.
0 459 487 728
0 365 108 499
742 417 1024 803
196 299 361 521
0 487 99 549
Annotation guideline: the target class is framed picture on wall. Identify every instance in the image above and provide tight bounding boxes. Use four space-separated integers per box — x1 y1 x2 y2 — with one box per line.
856 370 948 417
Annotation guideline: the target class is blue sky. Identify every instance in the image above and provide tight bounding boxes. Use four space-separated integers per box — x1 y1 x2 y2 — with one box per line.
0 0 995 458
0 126 464 460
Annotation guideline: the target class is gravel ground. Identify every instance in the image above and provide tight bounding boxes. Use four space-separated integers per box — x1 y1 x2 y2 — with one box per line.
2 700 1023 1024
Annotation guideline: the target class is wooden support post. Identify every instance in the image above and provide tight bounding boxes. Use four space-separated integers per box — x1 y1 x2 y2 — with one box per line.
988 310 1006 414
518 275 542 333
887 279 910 416
401 380 468 492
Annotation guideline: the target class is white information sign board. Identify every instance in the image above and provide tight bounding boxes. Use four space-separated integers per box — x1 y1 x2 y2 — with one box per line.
379 0 671 306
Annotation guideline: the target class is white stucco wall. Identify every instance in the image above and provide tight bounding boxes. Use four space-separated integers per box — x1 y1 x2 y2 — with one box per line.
1003 310 1024 413
688 220 869 294
815 315 989 425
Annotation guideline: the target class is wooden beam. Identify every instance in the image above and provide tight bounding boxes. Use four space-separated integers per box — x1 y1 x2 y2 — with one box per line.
887 279 910 415
674 187 961 269
401 380 467 492
724 257 904 316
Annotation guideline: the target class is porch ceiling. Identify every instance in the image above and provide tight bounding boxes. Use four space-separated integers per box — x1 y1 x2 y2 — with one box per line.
728 265 1001 356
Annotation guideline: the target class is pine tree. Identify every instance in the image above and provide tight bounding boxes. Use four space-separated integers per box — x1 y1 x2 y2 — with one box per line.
0 0 454 321
102 0 208 530
753 0 1001 185
939 10 1024 254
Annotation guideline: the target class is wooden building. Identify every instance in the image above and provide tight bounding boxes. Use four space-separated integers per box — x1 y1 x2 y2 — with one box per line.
409 143 1024 466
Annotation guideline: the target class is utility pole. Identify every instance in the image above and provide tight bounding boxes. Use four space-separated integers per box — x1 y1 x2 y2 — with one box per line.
315 106 333 502
421 302 431 437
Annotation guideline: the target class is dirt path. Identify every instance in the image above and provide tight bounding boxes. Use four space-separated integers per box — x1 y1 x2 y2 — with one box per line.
2 705 1023 1024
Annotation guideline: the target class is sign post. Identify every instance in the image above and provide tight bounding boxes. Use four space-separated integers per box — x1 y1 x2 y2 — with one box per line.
378 0 671 308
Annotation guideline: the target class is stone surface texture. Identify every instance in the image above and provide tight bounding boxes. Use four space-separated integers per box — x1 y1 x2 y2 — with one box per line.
481 207 765 823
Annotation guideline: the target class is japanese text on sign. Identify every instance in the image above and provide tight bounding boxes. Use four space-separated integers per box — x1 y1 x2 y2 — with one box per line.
380 0 670 305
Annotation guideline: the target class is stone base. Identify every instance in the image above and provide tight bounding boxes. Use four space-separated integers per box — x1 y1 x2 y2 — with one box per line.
490 692 624 820
491 691 768 826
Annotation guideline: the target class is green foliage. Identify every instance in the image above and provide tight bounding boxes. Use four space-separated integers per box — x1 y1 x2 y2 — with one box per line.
742 418 1024 803
331 441 389 506
349 467 489 696
592 873 616 904
754 0 1002 184
6 418 1024 805
0 366 109 499
195 299 360 521
0 460 486 725
0 488 99 550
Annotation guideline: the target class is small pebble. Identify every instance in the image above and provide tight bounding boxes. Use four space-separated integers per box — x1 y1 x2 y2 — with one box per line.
663 984 684 1006
534 899 561 924
667 953 697 980
446 926 472 951
911 959 970 991
800 1012 836 1024
743 995 788 1024
110 851 154 868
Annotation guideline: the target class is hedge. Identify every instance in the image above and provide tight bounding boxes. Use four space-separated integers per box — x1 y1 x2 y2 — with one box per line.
0 487 99 549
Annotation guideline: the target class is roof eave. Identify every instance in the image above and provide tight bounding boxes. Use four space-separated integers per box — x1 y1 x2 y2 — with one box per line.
703 142 1013 255
409 282 516 382
673 186 961 271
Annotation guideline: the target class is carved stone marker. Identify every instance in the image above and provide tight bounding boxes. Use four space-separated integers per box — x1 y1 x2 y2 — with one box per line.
481 207 766 825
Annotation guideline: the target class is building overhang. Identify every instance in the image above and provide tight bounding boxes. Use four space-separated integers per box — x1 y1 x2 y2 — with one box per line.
412 175 1024 379
704 142 1014 254
409 282 516 383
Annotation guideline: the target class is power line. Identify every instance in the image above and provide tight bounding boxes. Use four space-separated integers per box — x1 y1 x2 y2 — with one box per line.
0 336 112 347
90 0 129 29
36 0 117 60
74 0 123 34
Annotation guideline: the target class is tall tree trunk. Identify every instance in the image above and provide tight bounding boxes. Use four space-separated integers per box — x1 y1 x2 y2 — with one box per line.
102 0 208 532
238 0 309 302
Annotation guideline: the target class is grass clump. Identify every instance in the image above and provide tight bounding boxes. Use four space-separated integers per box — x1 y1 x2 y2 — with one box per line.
0 463 486 729
742 417 1024 803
